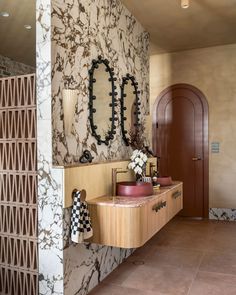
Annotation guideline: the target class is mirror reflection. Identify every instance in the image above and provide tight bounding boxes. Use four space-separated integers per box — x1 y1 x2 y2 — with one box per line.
93 64 111 139
123 80 136 134
88 56 117 146
120 75 141 146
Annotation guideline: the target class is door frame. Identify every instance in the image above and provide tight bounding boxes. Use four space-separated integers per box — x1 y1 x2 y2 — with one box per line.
152 83 209 218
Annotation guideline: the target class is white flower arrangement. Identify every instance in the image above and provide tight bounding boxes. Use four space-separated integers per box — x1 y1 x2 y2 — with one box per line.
128 149 148 176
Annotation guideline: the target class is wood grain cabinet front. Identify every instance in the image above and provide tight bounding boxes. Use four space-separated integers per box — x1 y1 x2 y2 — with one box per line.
167 184 183 221
88 182 183 248
88 203 148 248
147 193 168 238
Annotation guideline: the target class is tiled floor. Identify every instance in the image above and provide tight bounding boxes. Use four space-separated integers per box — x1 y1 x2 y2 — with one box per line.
89 218 236 295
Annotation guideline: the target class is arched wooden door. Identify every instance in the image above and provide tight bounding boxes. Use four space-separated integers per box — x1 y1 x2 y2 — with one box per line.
153 84 209 218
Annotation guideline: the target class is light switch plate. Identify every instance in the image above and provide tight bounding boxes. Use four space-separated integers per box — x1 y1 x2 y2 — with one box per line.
211 142 220 153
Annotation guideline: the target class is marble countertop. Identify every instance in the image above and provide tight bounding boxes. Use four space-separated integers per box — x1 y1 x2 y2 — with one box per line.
87 181 182 208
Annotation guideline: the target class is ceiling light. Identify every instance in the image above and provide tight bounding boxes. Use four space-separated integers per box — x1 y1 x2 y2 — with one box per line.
24 25 32 30
181 0 189 9
0 12 10 17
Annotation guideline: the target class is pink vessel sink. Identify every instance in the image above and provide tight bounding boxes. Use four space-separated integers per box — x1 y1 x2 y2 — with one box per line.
116 181 153 197
157 176 172 187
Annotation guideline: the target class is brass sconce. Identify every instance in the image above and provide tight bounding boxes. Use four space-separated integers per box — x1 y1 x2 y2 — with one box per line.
62 89 77 136
181 0 189 9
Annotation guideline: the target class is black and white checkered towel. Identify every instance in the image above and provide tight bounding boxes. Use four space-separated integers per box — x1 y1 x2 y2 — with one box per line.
71 190 93 243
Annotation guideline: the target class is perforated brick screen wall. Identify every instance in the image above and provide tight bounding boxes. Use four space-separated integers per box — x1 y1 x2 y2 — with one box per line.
0 74 38 295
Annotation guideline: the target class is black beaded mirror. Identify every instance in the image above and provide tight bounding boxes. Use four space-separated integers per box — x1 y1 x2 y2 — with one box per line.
88 56 118 145
120 74 141 146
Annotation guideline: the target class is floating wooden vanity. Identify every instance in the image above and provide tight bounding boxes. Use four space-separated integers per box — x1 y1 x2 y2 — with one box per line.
88 182 183 248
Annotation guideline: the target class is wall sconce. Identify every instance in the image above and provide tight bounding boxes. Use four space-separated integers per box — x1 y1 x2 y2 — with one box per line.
181 0 189 9
62 89 77 136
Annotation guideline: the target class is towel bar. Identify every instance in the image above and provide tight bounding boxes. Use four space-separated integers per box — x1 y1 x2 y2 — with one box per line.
72 189 87 202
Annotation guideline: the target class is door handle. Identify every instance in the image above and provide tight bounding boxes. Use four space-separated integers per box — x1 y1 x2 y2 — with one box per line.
192 157 201 161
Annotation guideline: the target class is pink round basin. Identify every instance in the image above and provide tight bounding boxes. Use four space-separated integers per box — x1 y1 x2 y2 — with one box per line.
116 181 153 197
157 176 172 187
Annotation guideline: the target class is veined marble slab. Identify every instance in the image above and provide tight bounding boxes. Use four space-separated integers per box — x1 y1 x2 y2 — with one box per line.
37 0 64 294
37 0 150 294
51 0 150 166
209 208 236 221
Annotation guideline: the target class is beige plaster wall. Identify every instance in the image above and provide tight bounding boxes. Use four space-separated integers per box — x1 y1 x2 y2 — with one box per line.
149 43 236 209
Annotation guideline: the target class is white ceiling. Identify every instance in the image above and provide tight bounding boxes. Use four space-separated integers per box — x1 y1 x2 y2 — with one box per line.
0 0 35 66
121 0 236 54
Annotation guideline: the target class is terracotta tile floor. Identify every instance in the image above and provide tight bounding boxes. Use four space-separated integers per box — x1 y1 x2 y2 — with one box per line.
89 217 236 295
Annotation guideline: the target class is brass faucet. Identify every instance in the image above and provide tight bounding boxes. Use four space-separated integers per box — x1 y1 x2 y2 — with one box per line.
112 168 128 196
149 162 156 177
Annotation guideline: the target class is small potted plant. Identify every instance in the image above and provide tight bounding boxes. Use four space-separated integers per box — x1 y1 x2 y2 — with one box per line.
128 149 148 181
127 119 152 181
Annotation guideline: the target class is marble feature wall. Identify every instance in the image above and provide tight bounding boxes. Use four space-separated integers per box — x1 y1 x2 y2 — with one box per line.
209 208 236 221
36 0 64 294
36 0 149 294
63 207 133 295
51 0 150 166
0 54 35 77
53 1 149 294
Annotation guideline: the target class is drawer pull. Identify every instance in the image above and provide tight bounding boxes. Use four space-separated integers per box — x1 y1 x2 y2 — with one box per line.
152 201 167 212
172 191 181 199
152 204 160 212
160 201 167 208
